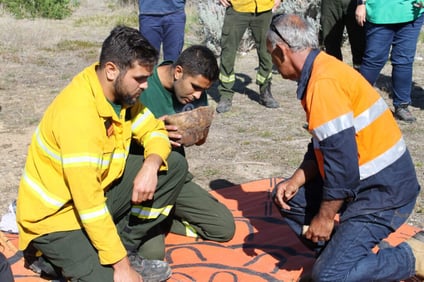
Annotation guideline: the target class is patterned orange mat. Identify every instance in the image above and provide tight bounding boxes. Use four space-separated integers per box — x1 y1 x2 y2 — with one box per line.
1 178 421 281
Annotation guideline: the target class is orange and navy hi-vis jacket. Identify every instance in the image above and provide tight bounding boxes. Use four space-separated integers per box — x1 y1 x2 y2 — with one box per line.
16 63 171 265
298 50 419 220
230 0 275 13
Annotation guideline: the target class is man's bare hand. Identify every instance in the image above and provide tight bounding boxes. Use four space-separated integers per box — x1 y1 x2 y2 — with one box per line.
303 199 342 243
113 257 143 282
355 5 366 26
219 0 231 8
159 115 183 147
304 215 334 243
132 155 162 203
274 179 299 210
273 0 281 12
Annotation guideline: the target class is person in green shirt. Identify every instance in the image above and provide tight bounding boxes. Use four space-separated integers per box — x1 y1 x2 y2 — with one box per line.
133 45 236 260
355 0 424 122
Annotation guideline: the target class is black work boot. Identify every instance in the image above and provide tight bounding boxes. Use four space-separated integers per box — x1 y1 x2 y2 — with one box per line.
216 98 232 113
259 83 279 108
128 251 172 282
394 104 416 123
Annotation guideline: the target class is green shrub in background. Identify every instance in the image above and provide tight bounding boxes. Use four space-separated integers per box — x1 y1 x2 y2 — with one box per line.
0 0 80 19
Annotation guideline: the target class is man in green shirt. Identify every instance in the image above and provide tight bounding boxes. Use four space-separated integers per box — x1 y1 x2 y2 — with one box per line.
133 45 235 260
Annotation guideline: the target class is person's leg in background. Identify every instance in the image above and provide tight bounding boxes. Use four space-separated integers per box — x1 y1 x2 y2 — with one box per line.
216 7 250 113
320 0 345 61
250 10 279 108
345 0 365 69
162 10 186 61
139 14 163 54
390 14 424 122
359 22 393 85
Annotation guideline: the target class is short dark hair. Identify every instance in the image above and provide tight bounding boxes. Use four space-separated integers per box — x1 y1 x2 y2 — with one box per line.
99 25 159 71
174 45 219 82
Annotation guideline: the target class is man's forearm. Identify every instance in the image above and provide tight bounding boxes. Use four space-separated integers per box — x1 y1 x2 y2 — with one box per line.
318 199 344 220
143 154 163 172
292 159 318 186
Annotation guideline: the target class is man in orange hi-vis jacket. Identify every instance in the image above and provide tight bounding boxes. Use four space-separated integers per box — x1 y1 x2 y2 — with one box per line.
268 13 423 281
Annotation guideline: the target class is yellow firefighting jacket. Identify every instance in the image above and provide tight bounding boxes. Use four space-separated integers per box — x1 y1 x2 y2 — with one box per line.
230 0 275 13
16 63 171 265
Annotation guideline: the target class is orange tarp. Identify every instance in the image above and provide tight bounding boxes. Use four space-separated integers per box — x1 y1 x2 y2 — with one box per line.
1 178 421 281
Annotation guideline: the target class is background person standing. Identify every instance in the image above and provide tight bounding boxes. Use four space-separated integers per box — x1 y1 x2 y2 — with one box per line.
138 0 186 61
216 0 281 113
355 0 424 122
320 0 365 70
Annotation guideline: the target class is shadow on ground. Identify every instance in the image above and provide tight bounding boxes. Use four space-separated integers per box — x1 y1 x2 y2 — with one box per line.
375 74 424 109
206 73 261 104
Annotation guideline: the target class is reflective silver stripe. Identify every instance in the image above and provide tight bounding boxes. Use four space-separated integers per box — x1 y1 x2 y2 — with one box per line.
182 220 198 238
35 127 61 163
311 98 403 180
36 125 125 169
22 171 66 208
256 72 272 84
130 205 173 219
80 205 109 222
354 98 388 132
219 73 235 83
131 110 152 132
146 131 168 142
62 151 125 169
359 137 406 180
311 112 354 141
63 155 102 166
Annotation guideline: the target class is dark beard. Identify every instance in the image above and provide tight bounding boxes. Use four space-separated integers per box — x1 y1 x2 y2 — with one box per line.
114 74 137 107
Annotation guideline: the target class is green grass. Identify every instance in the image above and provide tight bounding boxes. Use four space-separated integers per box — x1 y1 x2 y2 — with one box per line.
55 40 99 51
260 131 273 138
203 168 220 177
419 31 424 43
185 2 200 35
74 12 138 28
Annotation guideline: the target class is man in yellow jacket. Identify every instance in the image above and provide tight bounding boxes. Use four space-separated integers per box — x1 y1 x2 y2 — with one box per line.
16 26 189 282
216 0 281 113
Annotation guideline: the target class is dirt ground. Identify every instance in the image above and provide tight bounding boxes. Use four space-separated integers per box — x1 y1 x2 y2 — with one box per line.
0 0 423 230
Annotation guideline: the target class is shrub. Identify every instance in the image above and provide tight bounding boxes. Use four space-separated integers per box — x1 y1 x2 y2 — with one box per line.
0 0 80 19
278 0 320 27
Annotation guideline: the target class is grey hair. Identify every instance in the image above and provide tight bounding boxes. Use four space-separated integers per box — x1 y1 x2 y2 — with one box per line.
268 14 318 52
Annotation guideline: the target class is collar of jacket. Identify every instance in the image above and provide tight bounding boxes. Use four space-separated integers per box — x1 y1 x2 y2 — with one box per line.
296 49 320 100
